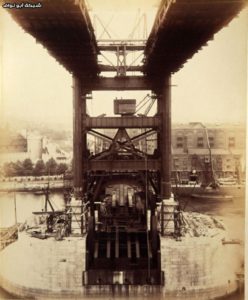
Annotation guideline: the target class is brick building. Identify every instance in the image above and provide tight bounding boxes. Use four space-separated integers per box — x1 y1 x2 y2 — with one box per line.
0 128 46 165
84 123 246 184
171 123 245 182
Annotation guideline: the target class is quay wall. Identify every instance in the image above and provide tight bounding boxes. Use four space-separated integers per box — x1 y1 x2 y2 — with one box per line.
0 176 70 192
0 233 243 299
0 176 244 197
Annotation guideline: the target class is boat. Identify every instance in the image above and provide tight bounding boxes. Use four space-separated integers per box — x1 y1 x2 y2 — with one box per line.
217 177 238 186
173 124 245 200
191 192 233 201
172 181 245 198
33 190 44 195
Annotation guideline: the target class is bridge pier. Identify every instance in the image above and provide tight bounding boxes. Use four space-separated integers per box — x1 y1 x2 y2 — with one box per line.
72 77 88 235
157 76 177 235
73 77 87 199
157 76 172 199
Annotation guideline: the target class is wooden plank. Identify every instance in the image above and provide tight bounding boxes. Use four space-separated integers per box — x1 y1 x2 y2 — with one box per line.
94 240 99 258
127 236 132 259
107 239 111 258
135 236 140 259
115 231 119 258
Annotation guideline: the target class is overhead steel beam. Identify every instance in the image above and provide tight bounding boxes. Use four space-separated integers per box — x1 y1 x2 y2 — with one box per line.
88 160 160 171
89 76 151 91
144 0 247 77
99 64 143 72
98 39 145 44
86 116 160 129
88 129 113 141
99 45 145 51
4 0 99 77
130 129 156 143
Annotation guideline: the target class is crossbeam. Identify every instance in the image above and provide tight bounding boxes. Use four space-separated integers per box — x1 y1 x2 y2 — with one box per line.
99 45 145 51
99 65 143 72
86 116 160 129
88 160 160 171
88 77 151 91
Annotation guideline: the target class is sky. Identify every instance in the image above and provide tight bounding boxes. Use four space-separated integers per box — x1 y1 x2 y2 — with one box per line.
0 2 248 130
172 8 248 125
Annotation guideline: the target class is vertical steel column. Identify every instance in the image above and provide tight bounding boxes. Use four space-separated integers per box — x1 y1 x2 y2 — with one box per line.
159 76 172 199
73 76 86 199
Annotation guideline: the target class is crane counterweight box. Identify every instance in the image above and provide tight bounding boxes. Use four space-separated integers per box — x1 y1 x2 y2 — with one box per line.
114 99 136 115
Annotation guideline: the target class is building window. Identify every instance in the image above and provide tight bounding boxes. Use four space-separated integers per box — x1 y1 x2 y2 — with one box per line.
208 136 214 148
176 136 183 148
173 159 180 169
197 137 204 148
228 137 235 148
204 156 210 163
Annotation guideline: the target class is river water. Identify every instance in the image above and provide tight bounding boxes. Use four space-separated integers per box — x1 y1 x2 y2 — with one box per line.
0 191 65 228
0 191 245 299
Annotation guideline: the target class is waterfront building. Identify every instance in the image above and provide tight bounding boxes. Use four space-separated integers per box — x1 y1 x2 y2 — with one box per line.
42 139 71 164
171 123 245 181
0 128 71 166
90 123 245 181
0 128 43 165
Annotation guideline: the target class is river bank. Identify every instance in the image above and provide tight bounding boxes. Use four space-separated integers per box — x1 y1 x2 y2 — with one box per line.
0 176 71 192
0 178 245 200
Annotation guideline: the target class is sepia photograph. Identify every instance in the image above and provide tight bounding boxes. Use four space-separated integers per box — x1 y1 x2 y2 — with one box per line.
0 0 247 299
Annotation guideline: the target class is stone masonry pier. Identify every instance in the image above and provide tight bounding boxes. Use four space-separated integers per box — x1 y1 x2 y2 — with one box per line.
0 219 243 300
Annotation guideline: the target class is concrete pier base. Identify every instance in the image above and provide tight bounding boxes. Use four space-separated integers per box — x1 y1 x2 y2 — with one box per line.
0 232 86 298
160 235 242 299
0 227 243 300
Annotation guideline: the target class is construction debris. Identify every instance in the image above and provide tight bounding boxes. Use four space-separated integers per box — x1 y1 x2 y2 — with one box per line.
180 212 226 238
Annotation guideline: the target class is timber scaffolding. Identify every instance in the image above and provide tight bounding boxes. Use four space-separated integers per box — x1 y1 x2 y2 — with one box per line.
2 0 247 289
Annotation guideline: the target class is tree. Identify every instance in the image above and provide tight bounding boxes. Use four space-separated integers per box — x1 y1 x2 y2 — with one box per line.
46 158 58 175
3 162 17 177
3 161 24 177
22 158 33 176
0 166 3 177
33 159 46 176
56 163 68 175
15 160 25 176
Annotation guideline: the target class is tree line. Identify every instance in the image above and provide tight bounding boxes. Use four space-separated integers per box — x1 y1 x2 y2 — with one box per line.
2 158 69 177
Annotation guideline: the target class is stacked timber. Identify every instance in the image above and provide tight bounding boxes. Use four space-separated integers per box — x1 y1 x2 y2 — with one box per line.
0 225 18 250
